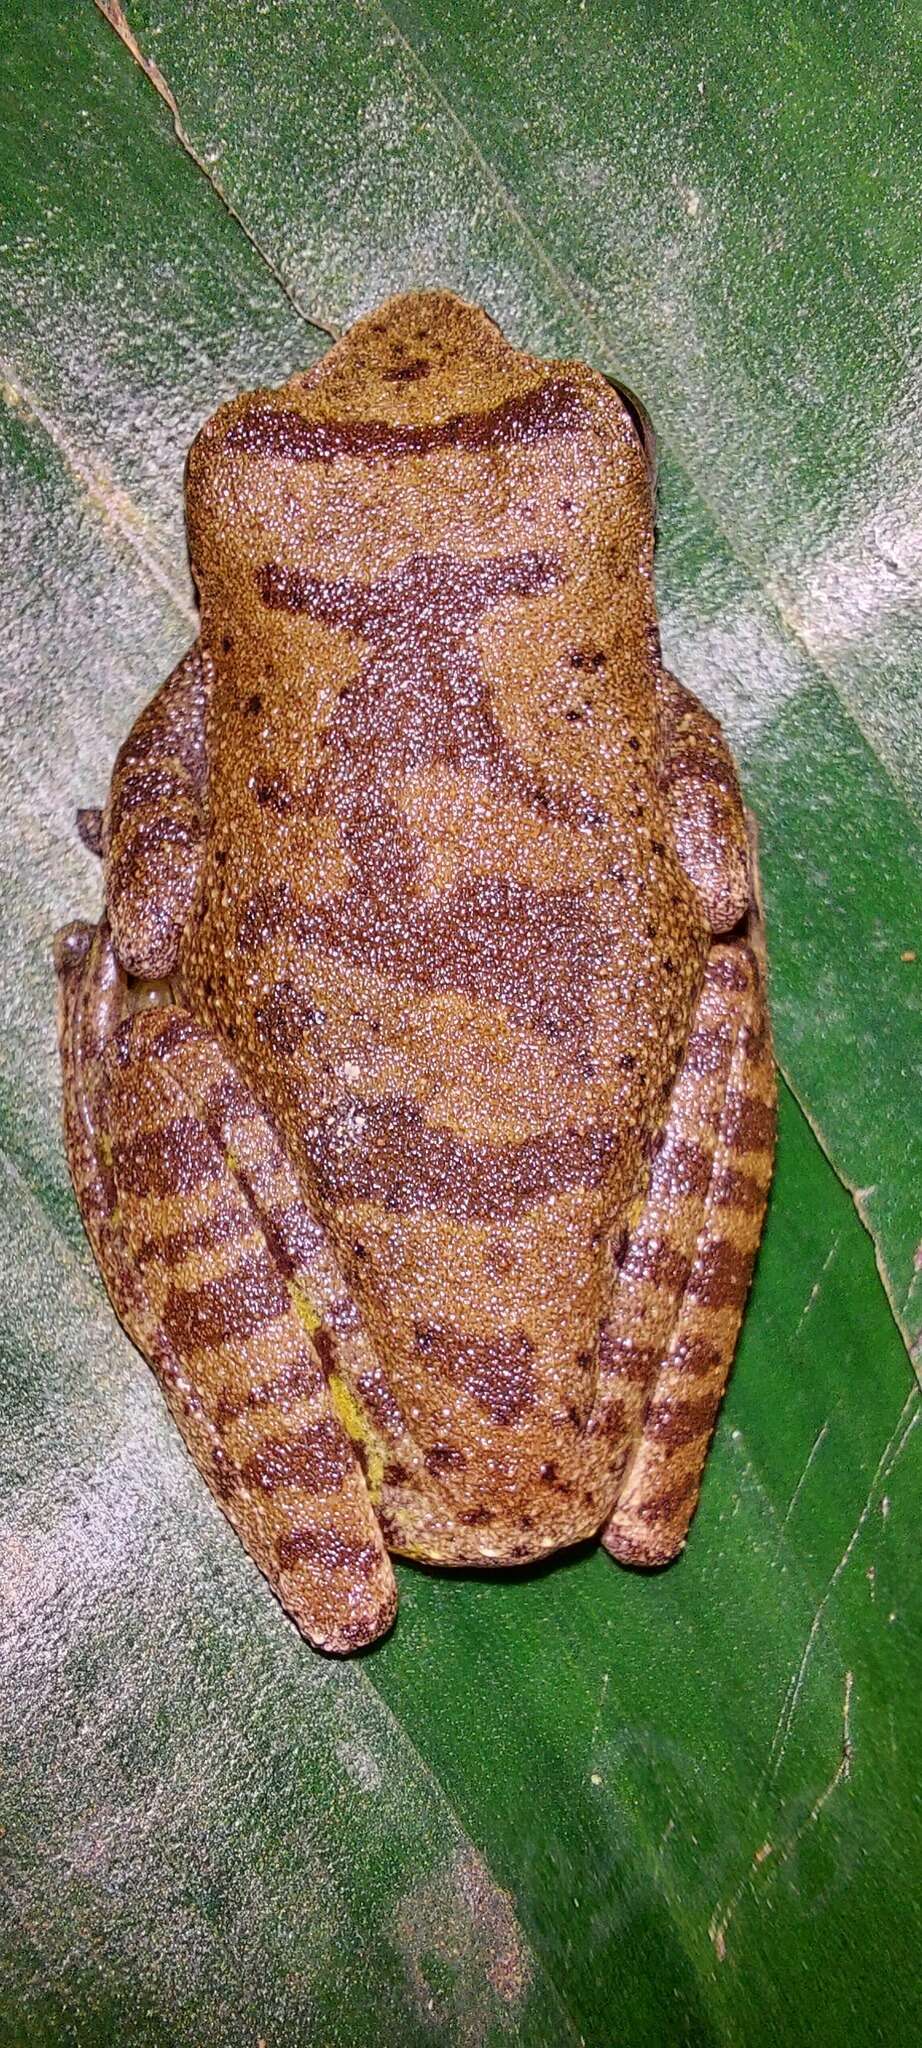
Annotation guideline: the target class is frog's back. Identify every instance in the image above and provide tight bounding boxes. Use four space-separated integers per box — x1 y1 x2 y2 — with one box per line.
181 291 707 1559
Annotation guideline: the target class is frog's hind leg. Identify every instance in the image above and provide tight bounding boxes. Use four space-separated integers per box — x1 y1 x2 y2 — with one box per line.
55 921 397 1653
596 934 775 1567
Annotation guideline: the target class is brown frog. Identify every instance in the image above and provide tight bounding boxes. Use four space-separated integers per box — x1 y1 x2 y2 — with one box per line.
55 291 776 1654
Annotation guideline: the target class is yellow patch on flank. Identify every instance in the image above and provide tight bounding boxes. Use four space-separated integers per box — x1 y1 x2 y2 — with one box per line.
328 1374 385 1503
289 1281 322 1335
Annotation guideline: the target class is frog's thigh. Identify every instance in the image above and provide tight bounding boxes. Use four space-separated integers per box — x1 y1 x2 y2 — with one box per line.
599 939 776 1566
103 643 210 978
660 670 751 934
56 924 396 1654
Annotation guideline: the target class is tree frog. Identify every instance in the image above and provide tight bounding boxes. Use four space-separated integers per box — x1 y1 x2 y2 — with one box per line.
56 291 775 1654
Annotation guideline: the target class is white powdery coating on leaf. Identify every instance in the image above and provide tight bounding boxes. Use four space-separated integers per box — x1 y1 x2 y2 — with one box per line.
537 120 776 505
0 1173 549 2042
395 1843 531 2043
659 588 809 754
779 364 922 656
764 359 922 798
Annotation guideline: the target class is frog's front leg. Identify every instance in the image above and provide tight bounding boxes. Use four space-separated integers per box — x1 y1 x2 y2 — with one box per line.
598 934 775 1566
657 667 751 935
54 923 397 1652
102 643 210 977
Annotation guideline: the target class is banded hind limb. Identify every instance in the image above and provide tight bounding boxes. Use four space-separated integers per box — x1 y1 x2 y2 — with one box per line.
595 935 775 1565
55 923 398 1651
593 671 776 1564
55 648 400 1651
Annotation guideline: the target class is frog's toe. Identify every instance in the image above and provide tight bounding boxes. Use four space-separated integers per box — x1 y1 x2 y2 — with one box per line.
76 806 104 856
53 919 95 976
305 1575 399 1657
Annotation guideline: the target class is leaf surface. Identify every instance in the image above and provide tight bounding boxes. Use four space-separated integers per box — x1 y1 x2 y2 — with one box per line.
1 5 920 2042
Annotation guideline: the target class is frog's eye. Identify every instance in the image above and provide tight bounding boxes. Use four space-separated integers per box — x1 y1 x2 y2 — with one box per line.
606 376 657 487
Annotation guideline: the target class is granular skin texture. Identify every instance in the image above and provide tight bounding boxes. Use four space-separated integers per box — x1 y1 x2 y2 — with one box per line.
56 291 775 1653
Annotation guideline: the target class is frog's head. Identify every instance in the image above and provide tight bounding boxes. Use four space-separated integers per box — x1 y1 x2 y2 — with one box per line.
294 287 537 426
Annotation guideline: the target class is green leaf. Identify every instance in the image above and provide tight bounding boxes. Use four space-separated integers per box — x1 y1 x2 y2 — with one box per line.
1 3 919 2043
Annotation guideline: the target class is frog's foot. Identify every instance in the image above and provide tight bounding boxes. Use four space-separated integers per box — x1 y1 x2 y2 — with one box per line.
55 921 397 1653
596 930 775 1567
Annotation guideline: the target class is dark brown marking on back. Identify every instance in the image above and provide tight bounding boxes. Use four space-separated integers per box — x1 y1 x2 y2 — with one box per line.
295 871 607 1048
415 1322 537 1425
236 881 296 954
200 1069 259 1129
254 774 296 816
381 357 431 383
569 646 607 673
247 547 620 1051
257 545 561 630
423 1442 468 1476
255 979 322 1056
227 377 589 465
303 1095 619 1220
